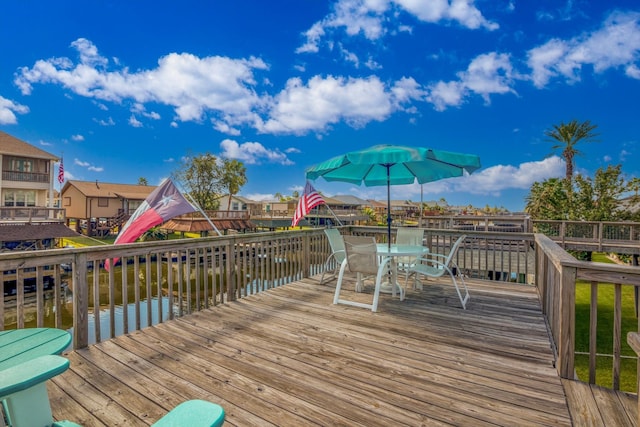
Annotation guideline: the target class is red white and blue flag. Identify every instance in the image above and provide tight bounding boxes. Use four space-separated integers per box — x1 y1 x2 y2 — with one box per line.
292 181 325 227
106 179 196 269
57 158 64 184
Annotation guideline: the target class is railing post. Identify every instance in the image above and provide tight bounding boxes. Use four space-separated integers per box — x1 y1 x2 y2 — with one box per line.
302 233 310 279
72 252 89 349
226 240 236 301
557 263 576 378
627 332 640 427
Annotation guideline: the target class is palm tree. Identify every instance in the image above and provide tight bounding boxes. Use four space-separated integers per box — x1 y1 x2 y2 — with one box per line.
220 159 247 211
545 119 599 181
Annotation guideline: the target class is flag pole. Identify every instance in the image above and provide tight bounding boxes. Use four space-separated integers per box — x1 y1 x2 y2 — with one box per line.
183 192 223 236
323 204 343 227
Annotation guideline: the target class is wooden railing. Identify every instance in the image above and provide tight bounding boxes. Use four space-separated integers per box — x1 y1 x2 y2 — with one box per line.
0 230 330 349
2 170 50 183
0 207 66 223
345 226 535 283
535 234 640 390
534 220 640 254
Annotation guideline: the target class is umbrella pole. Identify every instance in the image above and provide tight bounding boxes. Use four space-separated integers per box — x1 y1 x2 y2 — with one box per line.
386 165 392 251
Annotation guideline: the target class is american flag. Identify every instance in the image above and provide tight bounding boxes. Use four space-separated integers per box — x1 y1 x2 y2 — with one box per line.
292 181 325 227
57 158 64 184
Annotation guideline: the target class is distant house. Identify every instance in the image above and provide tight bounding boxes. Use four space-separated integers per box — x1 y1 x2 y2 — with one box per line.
216 195 260 214
0 131 76 250
60 180 155 237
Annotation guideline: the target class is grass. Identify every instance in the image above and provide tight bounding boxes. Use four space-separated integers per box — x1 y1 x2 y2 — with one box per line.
573 252 638 392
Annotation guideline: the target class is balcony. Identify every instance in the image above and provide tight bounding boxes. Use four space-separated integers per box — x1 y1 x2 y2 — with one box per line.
2 170 50 183
0 206 66 224
0 226 638 425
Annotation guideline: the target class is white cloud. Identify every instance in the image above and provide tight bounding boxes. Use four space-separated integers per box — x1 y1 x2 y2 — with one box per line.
244 192 276 201
39 140 52 146
261 75 419 134
427 52 516 110
15 38 269 128
527 10 640 88
71 134 84 141
94 117 115 126
74 158 103 172
219 139 294 165
128 115 143 127
0 95 29 124
297 0 497 54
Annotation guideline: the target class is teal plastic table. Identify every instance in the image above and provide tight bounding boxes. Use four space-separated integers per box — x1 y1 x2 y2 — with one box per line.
0 327 71 371
0 328 72 426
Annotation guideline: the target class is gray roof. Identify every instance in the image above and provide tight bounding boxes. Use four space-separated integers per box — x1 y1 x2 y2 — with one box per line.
329 195 370 206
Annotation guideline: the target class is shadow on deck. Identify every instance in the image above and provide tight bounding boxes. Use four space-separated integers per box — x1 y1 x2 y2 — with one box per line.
49 276 636 426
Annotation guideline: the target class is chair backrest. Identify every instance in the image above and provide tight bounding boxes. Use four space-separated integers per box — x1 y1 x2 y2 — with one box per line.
444 234 467 265
343 235 379 275
396 227 424 246
324 228 346 262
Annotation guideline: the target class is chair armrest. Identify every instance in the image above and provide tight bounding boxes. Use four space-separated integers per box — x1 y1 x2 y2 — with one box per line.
152 400 225 427
0 355 69 397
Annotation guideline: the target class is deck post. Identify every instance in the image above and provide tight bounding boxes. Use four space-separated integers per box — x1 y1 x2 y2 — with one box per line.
72 252 89 349
226 240 236 301
557 263 576 378
302 234 310 279
627 332 640 427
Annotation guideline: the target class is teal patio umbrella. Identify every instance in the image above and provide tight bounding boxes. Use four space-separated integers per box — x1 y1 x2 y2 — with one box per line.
305 144 481 248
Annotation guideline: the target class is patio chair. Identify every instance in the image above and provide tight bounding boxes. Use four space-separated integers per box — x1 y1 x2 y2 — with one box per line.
319 228 346 284
333 235 392 312
395 227 425 279
406 234 470 309
0 354 225 427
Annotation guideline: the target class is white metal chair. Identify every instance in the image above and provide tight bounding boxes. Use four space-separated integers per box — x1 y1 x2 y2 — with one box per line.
406 234 470 309
333 236 392 312
320 228 346 284
395 227 425 281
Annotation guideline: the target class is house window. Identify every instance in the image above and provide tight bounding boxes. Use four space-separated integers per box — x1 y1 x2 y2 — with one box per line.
64 197 71 206
10 158 33 172
97 198 109 207
3 190 36 206
232 202 239 210
129 200 142 213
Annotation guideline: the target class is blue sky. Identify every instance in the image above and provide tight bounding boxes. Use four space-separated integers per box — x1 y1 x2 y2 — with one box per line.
1 1 639 211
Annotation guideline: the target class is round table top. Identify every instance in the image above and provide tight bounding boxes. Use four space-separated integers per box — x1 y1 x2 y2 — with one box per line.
376 243 428 256
0 328 71 371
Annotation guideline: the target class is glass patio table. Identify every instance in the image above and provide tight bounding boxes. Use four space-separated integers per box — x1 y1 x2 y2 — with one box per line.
375 243 428 296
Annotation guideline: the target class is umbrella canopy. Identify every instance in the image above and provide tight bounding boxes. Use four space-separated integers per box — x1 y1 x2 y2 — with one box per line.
305 144 481 246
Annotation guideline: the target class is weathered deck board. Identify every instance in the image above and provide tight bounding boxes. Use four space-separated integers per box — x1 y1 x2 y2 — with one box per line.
47 276 636 426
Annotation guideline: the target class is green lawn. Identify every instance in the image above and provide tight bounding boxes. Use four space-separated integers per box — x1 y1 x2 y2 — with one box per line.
574 253 638 392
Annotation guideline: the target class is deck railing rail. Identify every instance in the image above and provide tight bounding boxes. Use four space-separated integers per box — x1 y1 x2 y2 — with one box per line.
535 234 640 391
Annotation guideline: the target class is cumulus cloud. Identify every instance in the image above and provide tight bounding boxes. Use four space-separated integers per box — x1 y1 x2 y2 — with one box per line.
71 134 84 141
219 139 294 165
427 52 516 110
15 38 269 129
297 0 497 54
262 75 423 134
0 95 29 124
527 10 640 88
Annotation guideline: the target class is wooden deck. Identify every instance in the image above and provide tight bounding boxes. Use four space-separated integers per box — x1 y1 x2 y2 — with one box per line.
48 276 637 426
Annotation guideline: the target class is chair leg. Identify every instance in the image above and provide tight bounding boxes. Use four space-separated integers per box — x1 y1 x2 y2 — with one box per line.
449 269 470 310
332 261 348 305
